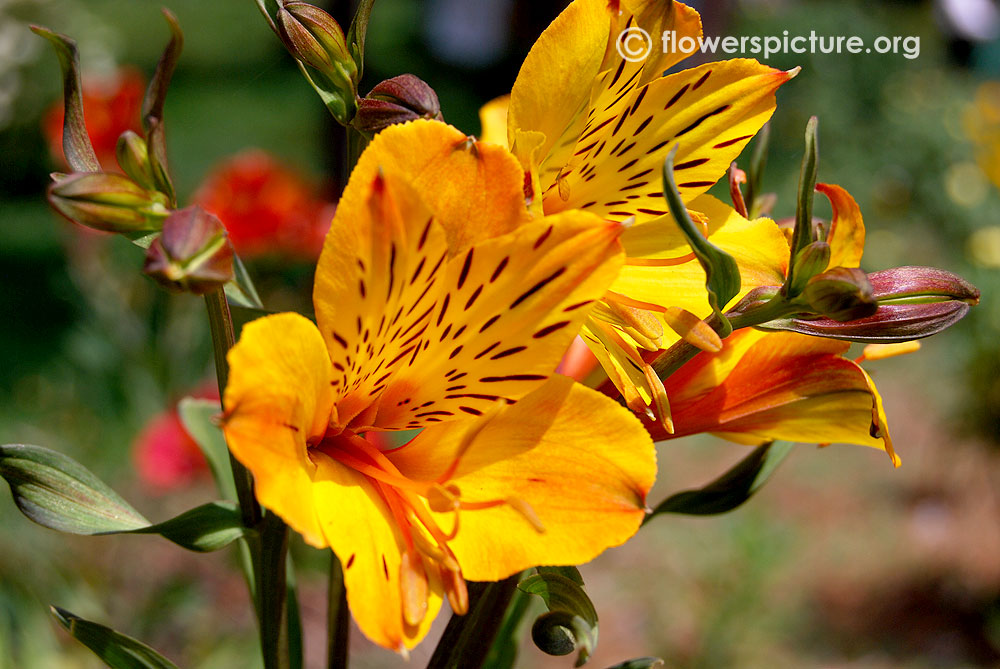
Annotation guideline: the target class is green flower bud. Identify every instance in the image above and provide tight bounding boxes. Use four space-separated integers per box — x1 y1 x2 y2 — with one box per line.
115 131 158 191
786 240 831 296
277 1 358 124
48 172 169 233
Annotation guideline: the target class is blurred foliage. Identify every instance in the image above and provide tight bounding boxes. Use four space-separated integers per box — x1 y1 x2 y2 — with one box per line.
1 0 998 667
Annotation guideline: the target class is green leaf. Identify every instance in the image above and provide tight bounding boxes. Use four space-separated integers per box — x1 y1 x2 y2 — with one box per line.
785 116 819 292
605 659 665 669
30 26 100 173
537 565 585 586
646 441 792 519
745 123 770 219
50 607 180 669
177 397 237 502
224 253 264 309
662 145 741 334
347 0 375 79
0 444 149 534
520 572 599 666
127 501 246 552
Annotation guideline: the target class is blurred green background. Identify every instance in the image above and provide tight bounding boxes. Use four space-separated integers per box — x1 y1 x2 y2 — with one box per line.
1 0 999 667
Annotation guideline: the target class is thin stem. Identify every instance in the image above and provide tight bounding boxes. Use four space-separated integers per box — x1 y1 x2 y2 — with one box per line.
425 576 521 669
259 513 291 669
326 554 350 669
204 287 261 529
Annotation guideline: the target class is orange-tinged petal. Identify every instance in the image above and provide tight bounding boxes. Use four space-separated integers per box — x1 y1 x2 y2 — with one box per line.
545 60 795 223
818 183 865 269
654 329 899 466
344 120 528 254
311 453 444 651
222 313 336 547
387 376 656 581
479 95 510 147
508 0 608 187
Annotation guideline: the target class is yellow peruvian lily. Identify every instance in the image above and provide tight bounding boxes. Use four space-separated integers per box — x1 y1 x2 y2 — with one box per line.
221 121 656 652
641 183 914 466
648 328 901 467
479 0 794 426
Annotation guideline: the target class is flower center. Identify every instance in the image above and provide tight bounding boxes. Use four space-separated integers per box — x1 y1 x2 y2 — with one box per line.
310 427 544 626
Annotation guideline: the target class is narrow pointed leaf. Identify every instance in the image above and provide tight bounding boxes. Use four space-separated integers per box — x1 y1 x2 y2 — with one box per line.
785 116 819 291
347 0 375 77
224 253 264 309
30 26 100 172
50 607 180 669
0 444 148 534
520 572 598 666
646 441 792 518
746 123 770 218
662 145 740 332
177 397 237 501
126 501 246 552
141 10 182 130
605 659 665 669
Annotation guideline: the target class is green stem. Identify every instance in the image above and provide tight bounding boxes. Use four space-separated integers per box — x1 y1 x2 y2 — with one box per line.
259 513 291 669
326 555 350 669
204 287 261 529
425 576 521 669
651 295 800 381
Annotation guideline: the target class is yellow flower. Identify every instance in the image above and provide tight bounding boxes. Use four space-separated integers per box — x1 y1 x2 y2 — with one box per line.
221 120 657 652
479 0 794 427
643 183 913 467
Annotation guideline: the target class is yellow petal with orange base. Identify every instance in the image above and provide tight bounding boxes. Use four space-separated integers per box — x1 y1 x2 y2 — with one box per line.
314 163 626 431
311 453 444 652
222 312 336 547
650 329 900 466
818 183 866 269
387 375 656 581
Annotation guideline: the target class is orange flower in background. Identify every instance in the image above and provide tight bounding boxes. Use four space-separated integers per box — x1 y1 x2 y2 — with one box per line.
192 150 334 259
43 66 145 170
222 120 656 651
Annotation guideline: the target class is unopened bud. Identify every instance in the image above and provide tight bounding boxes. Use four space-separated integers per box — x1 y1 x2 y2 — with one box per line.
355 74 443 135
802 266 877 322
48 172 169 233
143 206 233 295
763 301 973 343
277 2 358 124
115 131 157 191
869 266 980 305
786 240 831 295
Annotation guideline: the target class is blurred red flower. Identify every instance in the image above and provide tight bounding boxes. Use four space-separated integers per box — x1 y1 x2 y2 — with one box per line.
192 150 334 259
133 383 218 493
43 67 145 171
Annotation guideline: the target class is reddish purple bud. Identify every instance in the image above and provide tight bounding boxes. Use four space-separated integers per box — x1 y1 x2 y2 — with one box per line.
355 74 443 135
143 206 233 295
868 266 980 305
